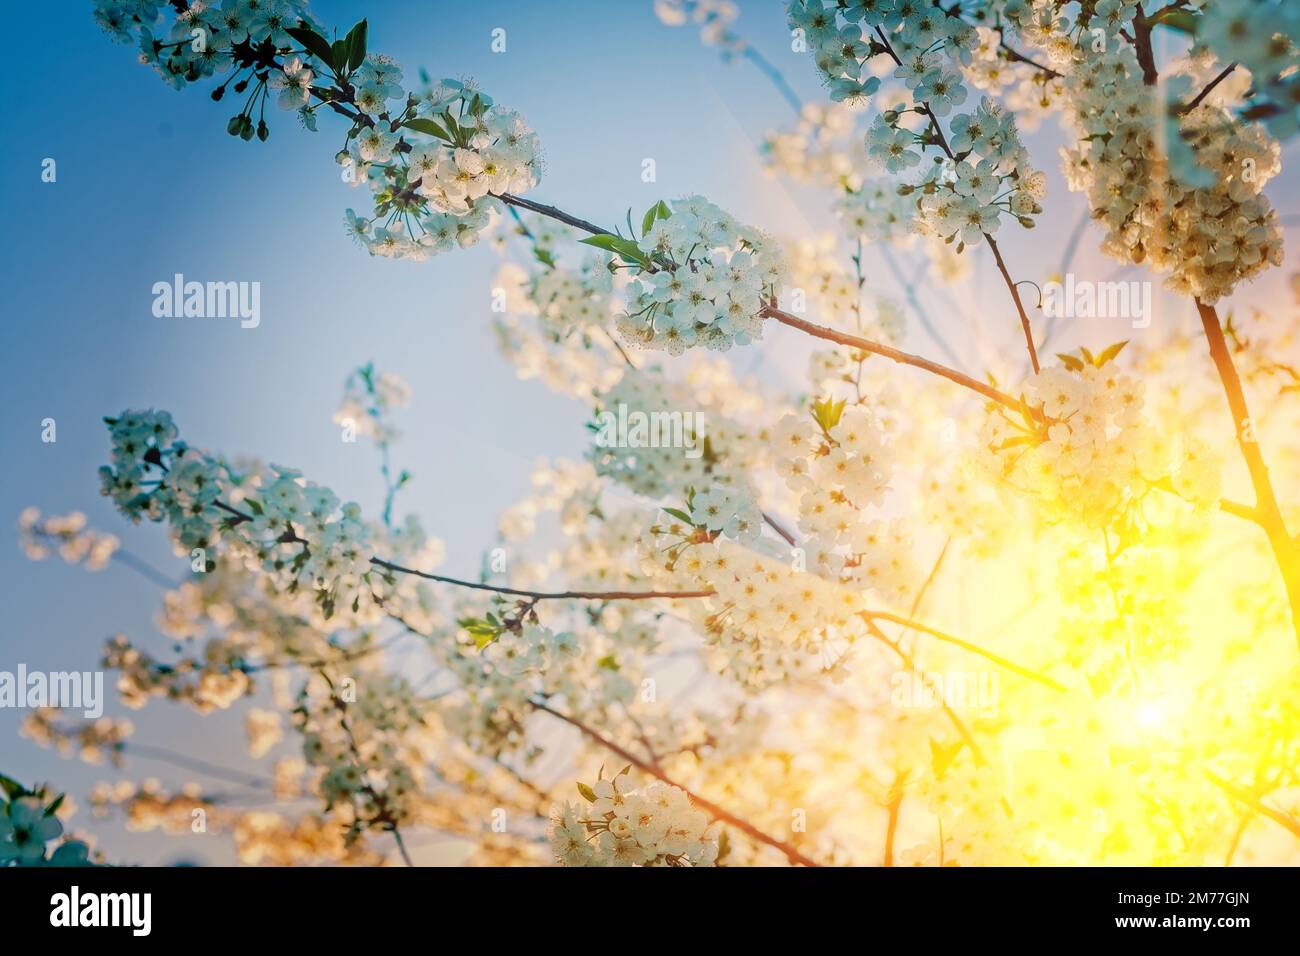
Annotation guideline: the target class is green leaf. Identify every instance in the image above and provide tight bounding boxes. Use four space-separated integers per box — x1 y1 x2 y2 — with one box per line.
0 773 27 800
45 793 65 817
331 39 349 74
345 19 367 73
576 781 598 802
440 110 463 145
1079 346 1095 366
662 507 694 525
929 738 963 778
1152 8 1200 34
402 117 450 140
641 203 660 237
1056 352 1085 372
811 396 847 433
286 24 336 70
596 655 620 671
579 234 650 267
1095 340 1129 366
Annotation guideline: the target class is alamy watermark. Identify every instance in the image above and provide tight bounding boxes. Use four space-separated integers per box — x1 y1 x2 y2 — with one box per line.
1041 273 1152 329
50 886 151 936
151 273 260 328
890 670 999 717
592 403 706 459
0 665 103 718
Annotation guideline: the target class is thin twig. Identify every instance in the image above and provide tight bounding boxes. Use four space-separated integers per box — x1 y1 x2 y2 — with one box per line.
1207 770 1300 839
529 696 820 866
370 558 712 601
762 305 1036 416
1178 62 1238 114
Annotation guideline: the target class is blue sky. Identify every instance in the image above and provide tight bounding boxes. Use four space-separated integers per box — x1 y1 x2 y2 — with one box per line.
1 1 1295 865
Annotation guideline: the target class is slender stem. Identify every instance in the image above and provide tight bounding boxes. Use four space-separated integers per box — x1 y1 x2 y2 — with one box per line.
112 549 180 590
528 696 820 866
998 37 1063 79
761 511 796 546
495 193 614 237
369 557 712 601
390 826 415 867
1207 770 1300 839
986 235 1040 374
864 619 988 766
740 46 803 113
883 786 902 867
1196 299 1300 648
1178 62 1237 114
864 610 1067 691
762 305 1036 416
125 743 273 790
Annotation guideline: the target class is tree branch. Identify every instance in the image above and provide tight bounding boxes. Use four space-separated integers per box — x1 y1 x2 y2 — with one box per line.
762 305 1037 416
369 557 712 601
1196 299 1300 648
528 696 820 866
1178 63 1238 114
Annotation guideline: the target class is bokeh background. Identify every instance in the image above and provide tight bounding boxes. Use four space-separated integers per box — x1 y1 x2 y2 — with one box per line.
1 0 1295 864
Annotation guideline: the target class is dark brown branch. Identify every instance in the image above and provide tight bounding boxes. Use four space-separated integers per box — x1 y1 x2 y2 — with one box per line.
1177 63 1238 114
998 37 1063 79
761 511 797 546
495 193 615 237
762 305 1037 416
369 557 712 602
528 697 820 866
1196 299 1300 649
986 235 1041 374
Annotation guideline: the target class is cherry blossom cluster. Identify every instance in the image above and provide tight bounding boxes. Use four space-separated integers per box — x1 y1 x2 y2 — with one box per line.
761 103 864 187
531 255 618 334
588 370 747 510
1196 0 1300 139
17 508 119 571
89 778 213 835
232 810 379 865
104 631 253 712
333 363 411 444
639 522 856 688
615 197 788 354
902 97 1045 248
549 772 719 866
343 77 540 260
790 2 1043 248
1058 32 1283 303
98 409 387 629
654 0 744 55
775 404 921 606
93 1 541 258
19 709 134 768
293 670 432 831
835 178 917 244
978 355 1223 525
